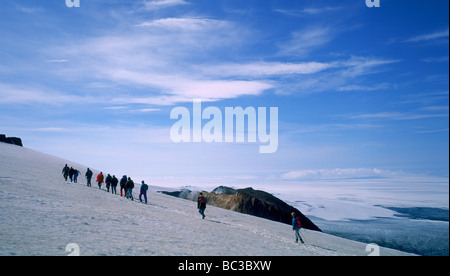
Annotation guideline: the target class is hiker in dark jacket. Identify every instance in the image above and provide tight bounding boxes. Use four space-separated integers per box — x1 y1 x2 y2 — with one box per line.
68 167 75 182
105 174 112 192
120 175 127 197
139 181 149 204
62 164 69 182
126 177 134 201
197 192 207 219
111 175 118 195
85 168 93 187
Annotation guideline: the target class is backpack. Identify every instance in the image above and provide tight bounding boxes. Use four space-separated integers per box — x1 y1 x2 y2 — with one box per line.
296 217 302 228
198 196 207 208
143 184 148 191
199 196 206 204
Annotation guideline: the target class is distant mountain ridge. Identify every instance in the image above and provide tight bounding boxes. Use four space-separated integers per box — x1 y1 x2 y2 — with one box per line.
160 186 322 232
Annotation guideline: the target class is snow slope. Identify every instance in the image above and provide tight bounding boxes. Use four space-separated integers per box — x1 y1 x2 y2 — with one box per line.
0 143 414 256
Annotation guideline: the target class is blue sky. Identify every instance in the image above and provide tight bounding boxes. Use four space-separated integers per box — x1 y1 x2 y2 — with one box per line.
0 0 448 195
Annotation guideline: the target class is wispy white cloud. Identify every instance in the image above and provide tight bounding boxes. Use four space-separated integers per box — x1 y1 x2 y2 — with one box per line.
15 5 44 14
0 83 92 105
280 168 448 183
142 0 189 11
271 57 399 95
344 111 449 121
388 28 450 44
301 6 342 15
106 71 274 105
137 18 230 31
198 56 397 96
20 0 400 107
278 26 334 56
337 83 390 92
103 106 160 113
421 56 449 63
203 61 337 77
405 29 449 43
9 6 401 109
285 123 382 135
45 59 70 63
419 105 449 112
135 108 161 113
275 6 342 17
31 127 74 132
400 90 449 105
103 106 129 110
36 14 273 106
416 128 449 134
339 56 400 78
38 29 399 105
281 168 389 180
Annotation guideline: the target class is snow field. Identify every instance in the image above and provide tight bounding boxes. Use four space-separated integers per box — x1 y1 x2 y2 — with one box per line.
0 143 414 256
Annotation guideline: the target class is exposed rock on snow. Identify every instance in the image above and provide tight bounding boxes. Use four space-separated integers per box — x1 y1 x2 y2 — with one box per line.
161 187 321 232
0 134 23 147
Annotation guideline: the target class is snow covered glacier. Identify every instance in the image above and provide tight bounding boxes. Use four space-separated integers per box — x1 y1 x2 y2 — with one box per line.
0 142 413 256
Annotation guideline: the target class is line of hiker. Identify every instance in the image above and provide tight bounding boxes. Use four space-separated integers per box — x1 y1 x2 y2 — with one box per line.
63 164 207 220
62 164 149 204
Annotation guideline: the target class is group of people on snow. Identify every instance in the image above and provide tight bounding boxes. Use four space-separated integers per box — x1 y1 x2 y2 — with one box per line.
62 165 80 183
62 164 209 220
62 164 149 204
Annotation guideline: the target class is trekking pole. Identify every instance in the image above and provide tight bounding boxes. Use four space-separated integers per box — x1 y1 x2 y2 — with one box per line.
299 228 307 243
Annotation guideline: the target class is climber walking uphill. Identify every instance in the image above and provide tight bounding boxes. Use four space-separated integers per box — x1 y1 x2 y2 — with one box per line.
68 167 74 182
292 212 305 244
139 181 148 204
120 175 127 197
73 169 80 183
197 192 207 219
85 168 93 187
126 177 134 201
111 175 118 195
62 164 69 182
105 174 112 192
96 172 104 190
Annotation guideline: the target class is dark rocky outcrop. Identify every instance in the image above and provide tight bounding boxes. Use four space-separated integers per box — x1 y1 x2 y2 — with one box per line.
0 134 23 147
160 186 321 232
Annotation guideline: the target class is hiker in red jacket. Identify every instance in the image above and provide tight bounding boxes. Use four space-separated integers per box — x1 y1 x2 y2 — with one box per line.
96 172 104 189
292 212 305 244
